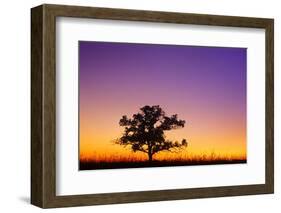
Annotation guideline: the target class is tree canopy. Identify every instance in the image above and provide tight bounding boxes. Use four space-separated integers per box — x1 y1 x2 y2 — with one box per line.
116 105 188 162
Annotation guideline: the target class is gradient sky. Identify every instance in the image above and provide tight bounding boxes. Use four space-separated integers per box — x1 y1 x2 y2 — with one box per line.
79 41 247 160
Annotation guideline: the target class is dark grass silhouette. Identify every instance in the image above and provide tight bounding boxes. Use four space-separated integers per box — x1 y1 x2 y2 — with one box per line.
79 154 247 170
79 158 247 170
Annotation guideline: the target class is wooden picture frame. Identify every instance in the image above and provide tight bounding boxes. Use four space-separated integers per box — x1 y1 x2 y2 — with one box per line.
31 4 274 208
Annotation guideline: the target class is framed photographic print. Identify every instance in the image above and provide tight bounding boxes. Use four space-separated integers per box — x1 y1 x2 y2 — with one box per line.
31 4 274 208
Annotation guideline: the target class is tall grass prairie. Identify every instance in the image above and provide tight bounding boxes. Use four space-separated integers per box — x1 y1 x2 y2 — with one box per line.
79 151 246 170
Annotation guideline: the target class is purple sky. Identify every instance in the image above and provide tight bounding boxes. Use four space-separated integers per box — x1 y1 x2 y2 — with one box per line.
79 41 246 113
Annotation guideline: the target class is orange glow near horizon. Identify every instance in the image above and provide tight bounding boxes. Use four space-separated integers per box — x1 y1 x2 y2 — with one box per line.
79 103 246 162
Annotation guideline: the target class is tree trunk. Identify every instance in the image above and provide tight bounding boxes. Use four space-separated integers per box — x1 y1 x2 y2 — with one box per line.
148 153 153 163
148 144 153 163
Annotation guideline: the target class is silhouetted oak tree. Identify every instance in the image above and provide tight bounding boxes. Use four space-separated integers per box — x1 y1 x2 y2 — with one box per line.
116 105 187 163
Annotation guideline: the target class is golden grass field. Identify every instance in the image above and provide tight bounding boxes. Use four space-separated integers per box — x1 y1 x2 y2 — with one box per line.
79 152 246 170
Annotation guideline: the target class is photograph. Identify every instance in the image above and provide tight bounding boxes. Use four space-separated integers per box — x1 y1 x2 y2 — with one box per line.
30 4 274 208
78 41 247 170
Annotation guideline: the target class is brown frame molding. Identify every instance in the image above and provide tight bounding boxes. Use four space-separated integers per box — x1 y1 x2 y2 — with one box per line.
31 4 274 208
